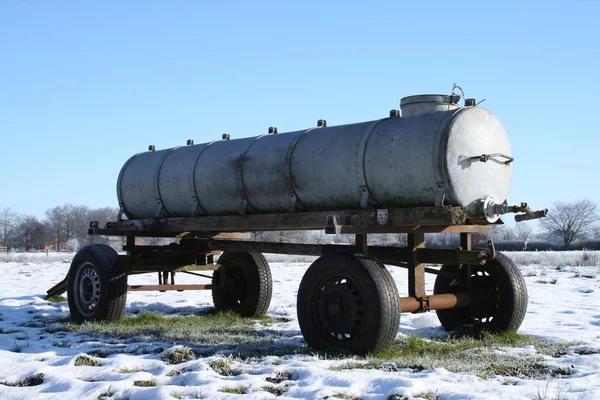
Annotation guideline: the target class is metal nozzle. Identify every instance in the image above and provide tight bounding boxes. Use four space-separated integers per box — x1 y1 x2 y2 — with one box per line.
515 209 548 222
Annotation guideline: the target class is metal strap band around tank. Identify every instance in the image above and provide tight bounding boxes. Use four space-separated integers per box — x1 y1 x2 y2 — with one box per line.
435 108 467 206
237 135 269 214
284 127 317 212
357 118 387 208
154 146 182 217
190 140 220 216
116 151 146 220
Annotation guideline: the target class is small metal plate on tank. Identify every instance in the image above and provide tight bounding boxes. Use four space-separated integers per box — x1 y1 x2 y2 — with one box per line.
377 209 389 225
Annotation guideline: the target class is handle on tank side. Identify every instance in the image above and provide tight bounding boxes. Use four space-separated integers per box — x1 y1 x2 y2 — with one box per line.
459 152 514 165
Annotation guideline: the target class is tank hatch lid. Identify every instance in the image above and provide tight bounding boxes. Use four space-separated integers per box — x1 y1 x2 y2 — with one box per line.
400 94 460 118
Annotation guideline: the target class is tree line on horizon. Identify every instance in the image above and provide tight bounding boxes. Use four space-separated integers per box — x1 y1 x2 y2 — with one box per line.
0 205 119 251
0 199 598 252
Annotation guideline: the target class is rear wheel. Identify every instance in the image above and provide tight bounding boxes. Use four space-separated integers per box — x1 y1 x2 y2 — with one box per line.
297 252 400 354
211 252 272 317
434 252 527 334
67 244 127 323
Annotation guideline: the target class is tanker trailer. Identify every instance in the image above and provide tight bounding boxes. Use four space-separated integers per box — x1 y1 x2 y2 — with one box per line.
48 88 547 355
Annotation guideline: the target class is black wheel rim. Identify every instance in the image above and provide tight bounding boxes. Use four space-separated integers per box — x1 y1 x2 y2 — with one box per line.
312 271 366 342
74 261 101 318
223 266 248 306
469 268 499 324
446 266 499 327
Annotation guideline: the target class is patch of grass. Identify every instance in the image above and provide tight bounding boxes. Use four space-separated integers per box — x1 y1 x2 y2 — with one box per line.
171 393 184 399
412 393 437 400
536 279 558 284
74 354 102 367
56 310 306 359
377 330 529 359
47 295 67 303
162 345 195 365
133 379 157 387
166 368 185 377
534 379 567 400
117 367 144 373
43 324 74 334
262 385 288 396
97 385 115 399
218 386 248 394
88 350 110 358
331 332 577 380
0 372 44 387
324 393 360 400
574 347 600 355
0 328 21 334
265 370 294 383
210 358 238 376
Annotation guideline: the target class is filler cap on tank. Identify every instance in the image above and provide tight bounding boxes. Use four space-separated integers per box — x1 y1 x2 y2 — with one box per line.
400 94 460 118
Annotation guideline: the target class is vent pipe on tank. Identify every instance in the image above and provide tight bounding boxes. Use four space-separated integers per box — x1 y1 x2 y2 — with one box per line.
400 94 460 118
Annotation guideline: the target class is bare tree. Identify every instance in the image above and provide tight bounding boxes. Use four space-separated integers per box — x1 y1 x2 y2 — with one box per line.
514 223 533 242
540 199 599 248
14 215 45 250
0 207 18 249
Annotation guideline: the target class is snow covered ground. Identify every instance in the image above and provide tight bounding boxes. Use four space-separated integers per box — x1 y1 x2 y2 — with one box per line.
0 252 599 400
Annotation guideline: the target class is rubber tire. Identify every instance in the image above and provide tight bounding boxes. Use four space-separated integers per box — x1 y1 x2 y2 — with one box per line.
212 252 272 317
297 252 400 355
67 244 127 323
434 252 528 334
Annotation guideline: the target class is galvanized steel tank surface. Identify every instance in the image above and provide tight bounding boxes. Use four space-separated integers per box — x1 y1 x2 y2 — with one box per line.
117 101 512 220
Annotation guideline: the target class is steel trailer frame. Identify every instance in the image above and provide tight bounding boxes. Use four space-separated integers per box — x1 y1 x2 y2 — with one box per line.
48 206 494 316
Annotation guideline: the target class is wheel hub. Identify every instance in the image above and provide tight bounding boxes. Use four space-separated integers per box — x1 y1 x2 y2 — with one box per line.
315 278 365 341
77 263 101 315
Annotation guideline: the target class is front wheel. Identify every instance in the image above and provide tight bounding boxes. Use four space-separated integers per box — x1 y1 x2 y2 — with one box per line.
297 252 400 355
434 252 528 334
67 244 127 323
211 252 272 317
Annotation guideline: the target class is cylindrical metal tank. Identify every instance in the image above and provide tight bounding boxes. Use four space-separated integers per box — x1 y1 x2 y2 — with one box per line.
117 94 512 220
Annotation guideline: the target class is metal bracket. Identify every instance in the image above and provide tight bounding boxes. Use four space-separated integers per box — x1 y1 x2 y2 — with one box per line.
117 205 125 221
325 215 342 234
435 182 446 207
418 296 431 313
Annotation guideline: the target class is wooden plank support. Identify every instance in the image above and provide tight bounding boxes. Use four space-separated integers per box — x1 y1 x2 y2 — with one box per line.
124 263 221 275
355 234 368 253
407 232 426 299
46 276 68 297
461 232 473 291
127 284 212 291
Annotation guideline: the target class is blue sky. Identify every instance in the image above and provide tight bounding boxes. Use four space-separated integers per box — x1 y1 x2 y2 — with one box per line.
1 1 599 220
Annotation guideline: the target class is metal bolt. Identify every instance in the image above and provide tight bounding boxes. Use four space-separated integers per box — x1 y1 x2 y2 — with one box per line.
222 134 230 140
268 127 279 134
317 119 327 128
389 109 400 118
186 139 194 145
148 145 155 151
465 98 476 107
